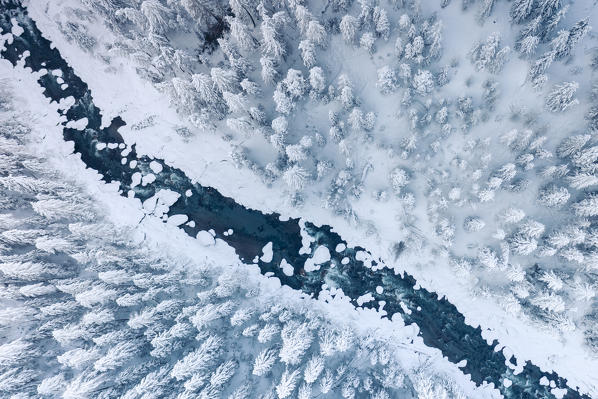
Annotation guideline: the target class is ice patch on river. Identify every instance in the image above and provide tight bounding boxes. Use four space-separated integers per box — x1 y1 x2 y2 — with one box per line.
304 245 331 272
280 259 294 276
260 242 273 263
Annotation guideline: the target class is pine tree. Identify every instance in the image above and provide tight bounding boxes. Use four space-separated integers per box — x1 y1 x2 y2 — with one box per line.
258 323 280 343
276 369 300 398
478 247 500 269
398 14 411 31
171 336 222 380
335 327 354 352
211 67 239 93
510 0 534 23
538 185 570 207
539 270 563 291
573 194 598 217
62 374 107 399
223 91 249 113
319 370 334 393
279 321 312 365
568 173 598 190
297 383 311 399
376 66 398 94
518 35 539 56
529 51 554 85
298 40 316 68
303 355 324 383
587 106 598 131
389 167 409 193
540 5 568 41
565 18 590 55
260 57 278 85
140 0 171 34
550 30 570 60
374 7 390 40
478 0 496 20
283 69 308 99
309 67 326 94
306 21 326 46
94 341 139 372
261 15 286 61
271 116 288 135
463 216 485 232
556 134 591 158
181 0 226 26
423 20 443 60
539 0 561 18
209 360 237 386
545 81 579 112
509 233 537 255
283 165 309 191
294 5 313 35
37 374 67 396
532 291 565 312
253 348 277 376
412 70 434 95
229 0 255 25
573 280 596 302
340 15 358 44
471 33 510 73
274 85 294 114
228 16 256 51
360 32 376 54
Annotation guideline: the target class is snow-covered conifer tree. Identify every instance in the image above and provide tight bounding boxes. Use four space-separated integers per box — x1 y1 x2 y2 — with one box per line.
360 32 376 54
260 57 278 85
228 16 256 51
340 15 358 44
376 66 398 94
510 0 534 23
140 0 172 34
299 40 316 68
538 185 570 207
261 14 286 61
573 195 598 217
412 70 434 95
306 21 326 46
303 355 324 383
276 368 300 398
545 81 579 112
283 165 309 191
279 322 312 365
374 7 390 40
309 67 326 94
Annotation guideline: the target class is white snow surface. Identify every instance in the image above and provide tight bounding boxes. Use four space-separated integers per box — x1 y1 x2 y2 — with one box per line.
260 241 274 263
280 259 294 277
0 58 502 399
16 0 598 395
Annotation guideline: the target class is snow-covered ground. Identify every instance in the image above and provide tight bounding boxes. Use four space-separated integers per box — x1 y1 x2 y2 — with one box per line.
8 0 598 396
0 51 504 399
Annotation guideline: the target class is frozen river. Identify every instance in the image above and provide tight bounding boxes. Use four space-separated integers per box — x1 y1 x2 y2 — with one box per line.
0 2 589 398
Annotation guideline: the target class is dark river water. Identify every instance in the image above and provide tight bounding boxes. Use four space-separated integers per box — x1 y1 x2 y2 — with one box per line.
0 2 590 398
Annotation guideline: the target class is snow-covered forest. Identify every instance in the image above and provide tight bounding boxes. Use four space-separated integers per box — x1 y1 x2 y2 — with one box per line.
2 0 598 397
52 0 598 355
0 75 485 399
